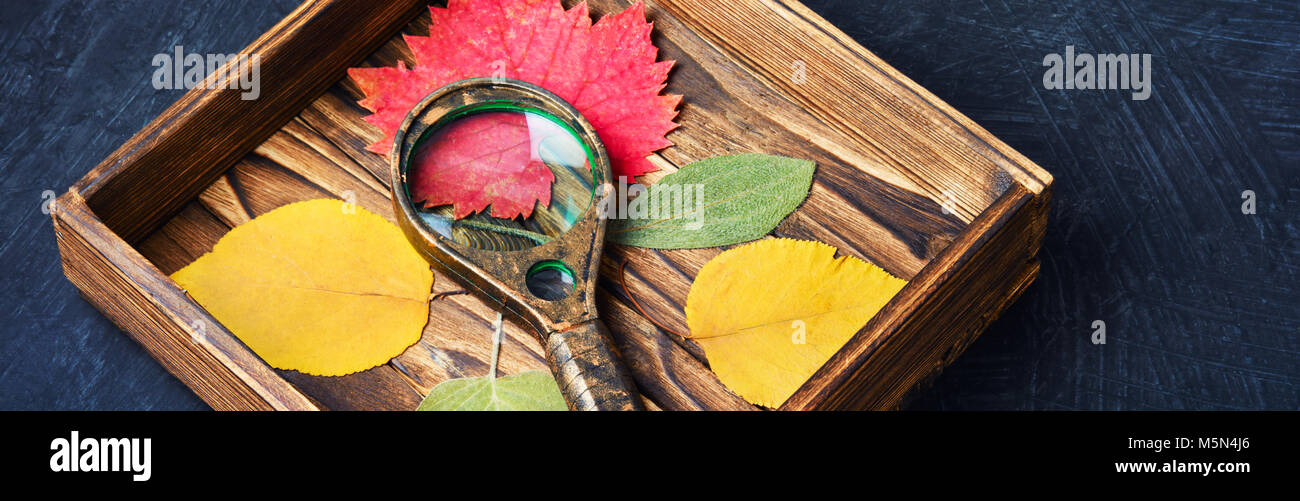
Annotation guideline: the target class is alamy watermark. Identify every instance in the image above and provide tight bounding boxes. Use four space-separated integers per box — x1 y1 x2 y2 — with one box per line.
1091 319 1106 345
596 178 705 229
152 45 260 100
1043 45 1151 101
50 431 151 482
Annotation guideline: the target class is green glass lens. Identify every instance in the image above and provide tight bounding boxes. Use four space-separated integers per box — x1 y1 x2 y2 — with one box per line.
525 260 576 301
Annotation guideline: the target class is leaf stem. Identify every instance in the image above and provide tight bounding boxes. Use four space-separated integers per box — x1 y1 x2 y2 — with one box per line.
453 219 553 244
618 259 687 338
488 312 503 381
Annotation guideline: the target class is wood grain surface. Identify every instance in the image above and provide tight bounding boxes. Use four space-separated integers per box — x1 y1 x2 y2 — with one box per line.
5 0 1296 410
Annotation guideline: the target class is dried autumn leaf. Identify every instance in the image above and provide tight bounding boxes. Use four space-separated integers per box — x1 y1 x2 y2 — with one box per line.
172 199 433 377
685 238 906 407
349 0 679 218
608 153 815 249
419 370 567 411
418 313 567 411
408 111 555 219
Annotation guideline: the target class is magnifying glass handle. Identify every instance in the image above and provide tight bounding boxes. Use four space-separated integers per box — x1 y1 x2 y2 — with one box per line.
545 319 644 411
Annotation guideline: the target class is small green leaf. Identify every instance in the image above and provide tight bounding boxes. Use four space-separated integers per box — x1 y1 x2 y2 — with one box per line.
416 370 567 411
608 153 815 249
416 312 567 411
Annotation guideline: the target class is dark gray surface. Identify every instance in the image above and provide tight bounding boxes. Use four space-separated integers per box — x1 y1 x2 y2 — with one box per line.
0 1 1295 410
0 0 300 410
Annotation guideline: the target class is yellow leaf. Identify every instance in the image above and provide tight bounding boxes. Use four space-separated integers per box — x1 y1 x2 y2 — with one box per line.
172 199 433 376
685 238 905 407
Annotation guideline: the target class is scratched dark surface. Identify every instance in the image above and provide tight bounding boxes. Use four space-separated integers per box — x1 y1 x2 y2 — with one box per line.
0 0 1295 410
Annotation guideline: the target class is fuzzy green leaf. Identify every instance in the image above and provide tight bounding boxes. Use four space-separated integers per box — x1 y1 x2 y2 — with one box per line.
416 370 567 411
416 312 567 411
608 153 815 249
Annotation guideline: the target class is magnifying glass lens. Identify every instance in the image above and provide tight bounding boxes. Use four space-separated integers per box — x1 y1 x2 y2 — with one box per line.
402 105 596 251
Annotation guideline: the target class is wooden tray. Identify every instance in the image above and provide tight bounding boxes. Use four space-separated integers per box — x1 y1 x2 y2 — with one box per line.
52 0 1052 410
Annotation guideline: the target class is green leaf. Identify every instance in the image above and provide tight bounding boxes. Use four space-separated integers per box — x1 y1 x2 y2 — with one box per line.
608 153 815 249
416 312 567 411
416 370 567 411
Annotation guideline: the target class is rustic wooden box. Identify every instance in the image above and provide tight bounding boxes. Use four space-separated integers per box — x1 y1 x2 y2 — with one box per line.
52 0 1052 410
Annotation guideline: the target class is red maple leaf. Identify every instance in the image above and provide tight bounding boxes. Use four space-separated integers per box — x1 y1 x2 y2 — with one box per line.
349 0 680 220
408 110 555 219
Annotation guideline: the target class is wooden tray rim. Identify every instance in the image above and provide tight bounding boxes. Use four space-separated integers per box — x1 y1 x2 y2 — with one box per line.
53 0 1052 411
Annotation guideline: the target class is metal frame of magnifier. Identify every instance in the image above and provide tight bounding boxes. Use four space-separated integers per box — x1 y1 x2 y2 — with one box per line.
389 77 643 411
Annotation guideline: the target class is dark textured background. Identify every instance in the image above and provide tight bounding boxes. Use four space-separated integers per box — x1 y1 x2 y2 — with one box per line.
1 1 1295 410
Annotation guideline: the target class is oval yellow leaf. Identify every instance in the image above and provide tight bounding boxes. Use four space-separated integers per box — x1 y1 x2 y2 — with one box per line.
172 199 432 376
685 238 906 407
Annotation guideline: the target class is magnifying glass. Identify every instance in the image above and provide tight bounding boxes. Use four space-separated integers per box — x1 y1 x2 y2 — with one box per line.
390 78 642 411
